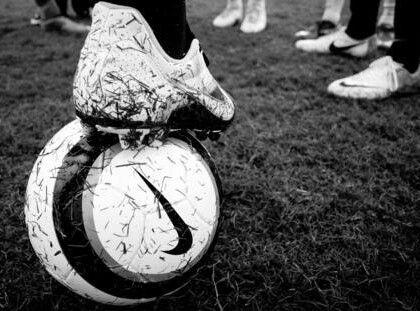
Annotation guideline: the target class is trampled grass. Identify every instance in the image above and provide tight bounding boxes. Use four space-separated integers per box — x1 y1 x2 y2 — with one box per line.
0 0 419 310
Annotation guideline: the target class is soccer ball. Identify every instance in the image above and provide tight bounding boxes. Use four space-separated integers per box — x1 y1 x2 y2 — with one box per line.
24 120 221 305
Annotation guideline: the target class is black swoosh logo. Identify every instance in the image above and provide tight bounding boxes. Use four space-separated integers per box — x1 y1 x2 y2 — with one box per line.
339 81 376 88
135 169 193 255
329 42 361 54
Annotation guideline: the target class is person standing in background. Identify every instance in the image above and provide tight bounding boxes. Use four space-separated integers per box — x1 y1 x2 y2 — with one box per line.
212 0 267 33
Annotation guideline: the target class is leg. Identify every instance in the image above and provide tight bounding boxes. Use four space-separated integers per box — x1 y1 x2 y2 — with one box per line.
240 0 267 33
105 0 194 59
322 0 345 25
389 0 420 73
346 0 381 40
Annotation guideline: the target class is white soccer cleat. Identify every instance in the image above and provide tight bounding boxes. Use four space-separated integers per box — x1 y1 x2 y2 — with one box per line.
240 0 267 33
213 0 243 28
295 28 375 58
73 2 235 140
327 56 420 99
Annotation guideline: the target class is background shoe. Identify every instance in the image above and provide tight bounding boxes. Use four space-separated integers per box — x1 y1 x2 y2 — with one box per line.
327 56 420 99
213 0 243 28
30 12 43 26
376 23 394 50
74 2 234 132
30 0 91 33
40 15 90 33
294 20 339 40
240 0 267 33
295 28 376 58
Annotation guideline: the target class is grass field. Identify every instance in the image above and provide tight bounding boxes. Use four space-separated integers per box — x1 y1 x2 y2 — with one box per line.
1 0 419 310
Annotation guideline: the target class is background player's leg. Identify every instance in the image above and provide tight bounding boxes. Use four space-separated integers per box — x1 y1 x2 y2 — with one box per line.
321 0 345 26
389 0 420 73
345 0 381 40
105 0 194 59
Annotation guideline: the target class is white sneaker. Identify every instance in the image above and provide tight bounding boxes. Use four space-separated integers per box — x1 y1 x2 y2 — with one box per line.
74 2 235 134
295 28 375 58
240 0 267 33
41 16 91 33
213 0 243 28
327 56 420 99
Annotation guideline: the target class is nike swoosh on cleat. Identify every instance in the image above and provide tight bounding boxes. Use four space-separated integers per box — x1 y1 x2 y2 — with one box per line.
329 42 362 54
339 81 382 89
135 169 193 255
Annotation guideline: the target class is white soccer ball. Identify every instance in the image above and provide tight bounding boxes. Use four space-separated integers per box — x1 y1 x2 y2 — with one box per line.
25 120 221 305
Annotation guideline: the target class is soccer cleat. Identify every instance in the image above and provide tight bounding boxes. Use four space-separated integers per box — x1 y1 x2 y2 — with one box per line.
327 56 420 99
295 28 376 58
213 0 243 28
294 20 339 40
73 2 235 144
240 0 267 33
376 23 394 50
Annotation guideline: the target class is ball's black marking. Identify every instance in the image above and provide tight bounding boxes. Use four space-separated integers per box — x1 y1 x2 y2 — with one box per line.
135 169 193 255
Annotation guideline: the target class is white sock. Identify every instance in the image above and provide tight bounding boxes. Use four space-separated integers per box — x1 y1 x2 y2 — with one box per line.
322 0 345 25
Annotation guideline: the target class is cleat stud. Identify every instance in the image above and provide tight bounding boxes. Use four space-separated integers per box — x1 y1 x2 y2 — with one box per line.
195 131 208 141
209 132 221 141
